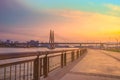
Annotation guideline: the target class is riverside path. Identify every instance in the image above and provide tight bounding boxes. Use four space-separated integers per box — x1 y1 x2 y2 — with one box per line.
45 49 120 80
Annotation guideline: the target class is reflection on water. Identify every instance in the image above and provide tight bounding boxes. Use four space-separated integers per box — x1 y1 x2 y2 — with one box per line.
0 48 77 64
0 48 78 64
0 48 77 54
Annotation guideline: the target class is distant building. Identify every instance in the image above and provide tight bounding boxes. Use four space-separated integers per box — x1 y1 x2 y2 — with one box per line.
0 40 3 47
0 40 40 48
27 40 39 47
14 43 27 48
4 40 11 47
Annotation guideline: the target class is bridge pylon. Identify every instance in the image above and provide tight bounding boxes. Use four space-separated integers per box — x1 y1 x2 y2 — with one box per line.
49 30 55 49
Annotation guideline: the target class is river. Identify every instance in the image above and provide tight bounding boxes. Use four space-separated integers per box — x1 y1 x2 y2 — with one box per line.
0 48 78 79
0 48 77 54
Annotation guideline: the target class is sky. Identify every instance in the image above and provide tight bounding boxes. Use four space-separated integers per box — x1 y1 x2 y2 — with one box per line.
0 0 120 42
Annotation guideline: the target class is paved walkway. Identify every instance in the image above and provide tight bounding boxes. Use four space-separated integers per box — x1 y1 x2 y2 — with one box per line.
60 49 120 80
45 49 120 80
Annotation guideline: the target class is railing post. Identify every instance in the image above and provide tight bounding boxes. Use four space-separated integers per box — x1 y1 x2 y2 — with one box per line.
79 50 81 56
43 53 48 78
61 52 64 68
77 50 79 59
81 49 83 55
40 58 42 77
64 52 67 66
85 49 87 53
34 55 40 80
47 57 50 73
79 50 80 56
71 51 74 62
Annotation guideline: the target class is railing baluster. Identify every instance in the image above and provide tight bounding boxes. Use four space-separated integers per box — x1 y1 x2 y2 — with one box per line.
15 65 17 80
23 63 25 80
19 64 21 80
27 62 29 80
0 48 87 80
4 67 6 80
10 66 12 80
28 62 30 80
30 61 32 80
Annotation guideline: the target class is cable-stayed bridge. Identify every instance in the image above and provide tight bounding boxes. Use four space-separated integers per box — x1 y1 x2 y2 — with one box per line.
40 30 119 49
1 30 119 48
0 30 120 80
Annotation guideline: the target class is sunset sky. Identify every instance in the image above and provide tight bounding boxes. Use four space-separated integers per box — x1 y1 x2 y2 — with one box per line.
0 0 120 42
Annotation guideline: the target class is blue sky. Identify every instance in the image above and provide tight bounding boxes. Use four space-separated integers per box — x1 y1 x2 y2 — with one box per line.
0 0 120 42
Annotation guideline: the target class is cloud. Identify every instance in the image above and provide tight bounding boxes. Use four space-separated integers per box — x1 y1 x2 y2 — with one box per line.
106 4 120 11
0 0 32 25
1 1 120 42
0 0 68 27
0 0 71 41
0 26 49 41
105 4 120 17
50 9 92 19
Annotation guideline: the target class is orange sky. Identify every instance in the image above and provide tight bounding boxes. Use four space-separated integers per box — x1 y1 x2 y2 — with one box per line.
0 0 120 42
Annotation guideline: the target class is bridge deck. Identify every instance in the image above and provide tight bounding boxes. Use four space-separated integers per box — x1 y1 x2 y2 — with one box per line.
45 49 120 80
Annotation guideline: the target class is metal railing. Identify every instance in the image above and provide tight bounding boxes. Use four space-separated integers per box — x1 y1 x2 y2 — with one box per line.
0 48 87 80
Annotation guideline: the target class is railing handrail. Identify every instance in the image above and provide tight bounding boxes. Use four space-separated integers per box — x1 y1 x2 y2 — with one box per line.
0 48 87 80
0 49 80 60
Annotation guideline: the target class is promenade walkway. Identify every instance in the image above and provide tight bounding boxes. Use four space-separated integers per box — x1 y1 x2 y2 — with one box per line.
45 49 120 80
